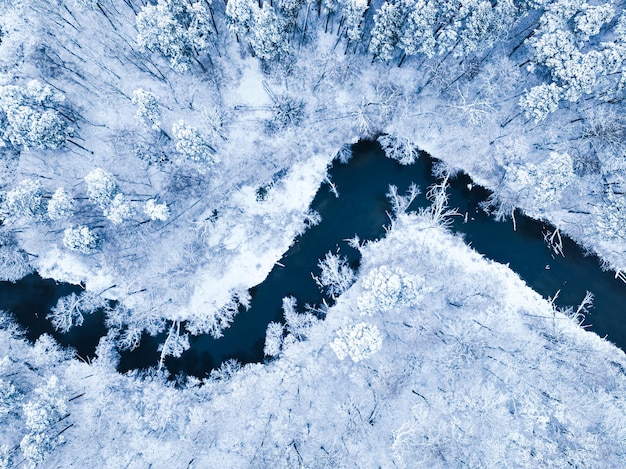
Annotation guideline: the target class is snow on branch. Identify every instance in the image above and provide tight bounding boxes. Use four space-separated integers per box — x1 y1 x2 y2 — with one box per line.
313 251 356 300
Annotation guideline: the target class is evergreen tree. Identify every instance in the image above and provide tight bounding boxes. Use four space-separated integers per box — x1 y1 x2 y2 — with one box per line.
47 188 75 221
132 89 162 131
63 225 98 254
172 120 218 166
225 0 257 37
84 168 119 209
0 81 70 150
343 0 368 41
137 0 214 72
249 4 289 60
20 376 68 468
369 1 406 61
400 0 437 59
1 179 44 220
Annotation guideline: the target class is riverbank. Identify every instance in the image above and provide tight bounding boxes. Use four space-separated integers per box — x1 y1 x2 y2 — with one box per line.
3 210 625 467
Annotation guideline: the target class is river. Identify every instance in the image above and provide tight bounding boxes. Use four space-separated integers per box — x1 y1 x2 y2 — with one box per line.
2 141 625 376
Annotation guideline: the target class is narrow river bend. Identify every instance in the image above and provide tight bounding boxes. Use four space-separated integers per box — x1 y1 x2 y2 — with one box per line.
2 141 625 376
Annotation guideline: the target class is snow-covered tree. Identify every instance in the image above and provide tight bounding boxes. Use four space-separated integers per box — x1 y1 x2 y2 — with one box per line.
20 375 68 468
330 321 383 362
84 168 119 209
47 291 106 333
264 321 284 357
136 0 214 72
0 379 20 420
357 264 425 315
519 83 562 122
506 151 576 208
313 251 356 299
104 193 132 225
6 108 69 149
47 187 74 221
378 133 418 165
282 296 318 341
400 0 437 59
144 199 169 221
63 225 98 254
1 179 44 220
574 3 614 41
158 321 190 368
369 1 405 61
30 334 72 368
0 81 70 150
459 0 497 56
277 0 306 26
225 0 256 37
47 293 85 333
343 0 368 41
131 89 162 130
249 4 289 60
172 120 218 166
0 234 33 282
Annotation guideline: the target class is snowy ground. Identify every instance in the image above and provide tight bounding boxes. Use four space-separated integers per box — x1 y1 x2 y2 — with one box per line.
2 210 625 467
1 0 625 344
1 1 626 464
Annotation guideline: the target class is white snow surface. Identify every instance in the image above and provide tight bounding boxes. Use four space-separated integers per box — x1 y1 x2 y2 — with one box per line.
2 212 624 467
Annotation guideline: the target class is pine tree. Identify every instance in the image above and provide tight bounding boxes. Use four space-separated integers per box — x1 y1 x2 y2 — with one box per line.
63 225 98 254
172 120 218 166
0 81 71 150
1 179 44 220
20 376 68 468
84 168 119 209
369 1 406 61
136 0 214 72
132 89 162 131
249 4 289 60
519 83 562 122
400 0 437 59
225 0 257 37
47 187 75 221
343 0 368 42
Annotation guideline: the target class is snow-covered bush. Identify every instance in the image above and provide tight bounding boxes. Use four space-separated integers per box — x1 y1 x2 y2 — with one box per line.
330 321 383 362
63 225 98 254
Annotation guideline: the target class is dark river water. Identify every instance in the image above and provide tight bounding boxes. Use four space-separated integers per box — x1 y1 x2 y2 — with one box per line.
2 141 625 376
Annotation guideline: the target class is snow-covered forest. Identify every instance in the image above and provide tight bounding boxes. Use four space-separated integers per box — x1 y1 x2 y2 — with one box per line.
1 0 626 465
